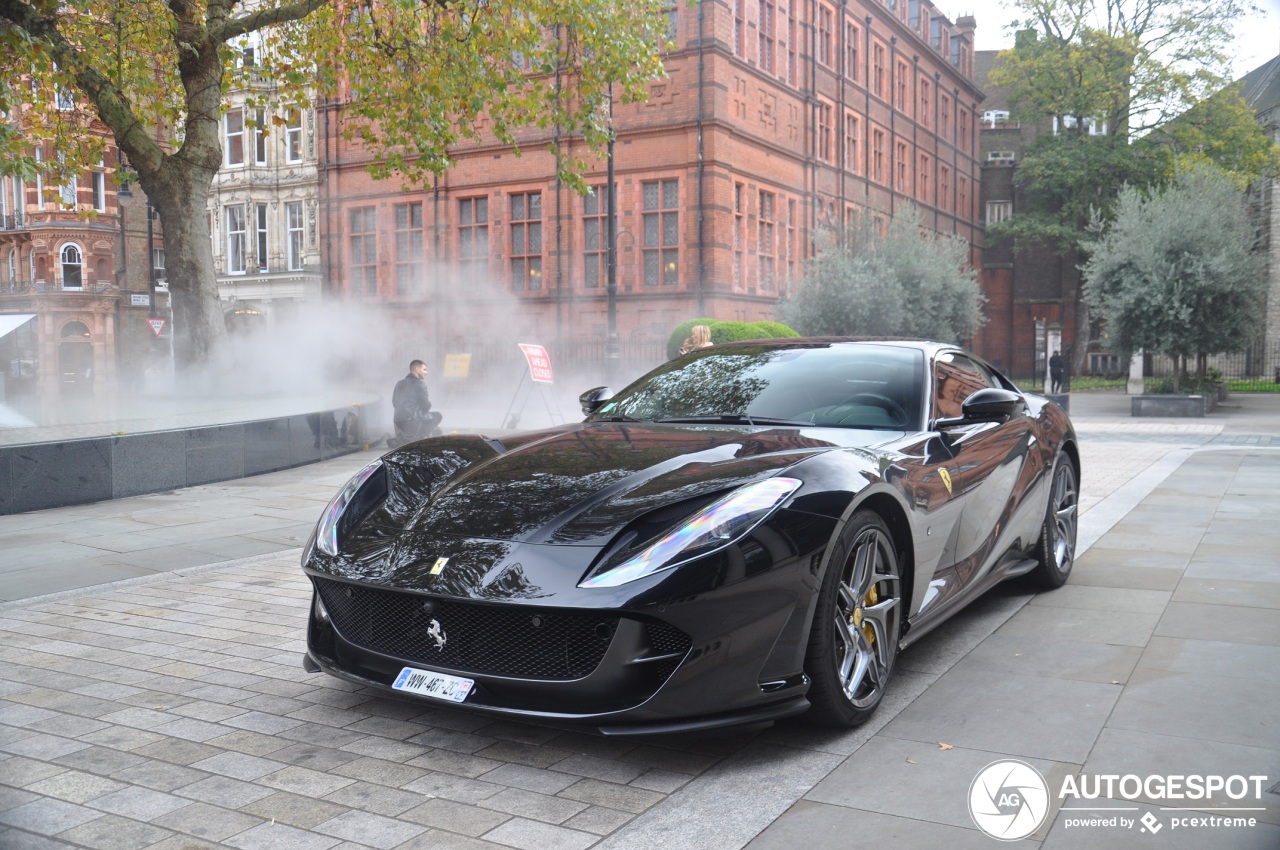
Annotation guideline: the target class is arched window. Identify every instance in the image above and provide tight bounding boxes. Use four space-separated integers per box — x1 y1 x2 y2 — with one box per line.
60 243 82 289
61 321 91 339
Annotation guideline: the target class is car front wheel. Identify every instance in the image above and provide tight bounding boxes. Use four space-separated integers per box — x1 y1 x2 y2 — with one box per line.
805 510 903 727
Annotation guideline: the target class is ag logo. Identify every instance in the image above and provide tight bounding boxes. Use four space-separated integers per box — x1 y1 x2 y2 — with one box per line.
969 759 1050 841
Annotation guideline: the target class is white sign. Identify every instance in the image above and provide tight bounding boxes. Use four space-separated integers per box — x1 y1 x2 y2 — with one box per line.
131 294 151 307
146 317 166 337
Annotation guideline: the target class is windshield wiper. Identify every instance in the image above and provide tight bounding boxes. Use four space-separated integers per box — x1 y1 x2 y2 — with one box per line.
655 414 812 427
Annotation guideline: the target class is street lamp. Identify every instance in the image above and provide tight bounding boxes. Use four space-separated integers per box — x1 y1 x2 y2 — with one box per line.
116 180 132 291
605 84 620 382
147 205 157 318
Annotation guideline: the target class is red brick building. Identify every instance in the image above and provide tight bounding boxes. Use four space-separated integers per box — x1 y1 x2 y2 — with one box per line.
319 0 985 364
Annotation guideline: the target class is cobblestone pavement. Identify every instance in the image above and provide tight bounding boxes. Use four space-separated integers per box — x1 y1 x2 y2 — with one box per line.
2 392 1277 849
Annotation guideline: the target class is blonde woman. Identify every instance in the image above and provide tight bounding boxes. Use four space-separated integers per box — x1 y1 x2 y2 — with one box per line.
679 324 712 355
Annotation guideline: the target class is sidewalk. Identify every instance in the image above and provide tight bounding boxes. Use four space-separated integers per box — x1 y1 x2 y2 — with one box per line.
1 393 1277 849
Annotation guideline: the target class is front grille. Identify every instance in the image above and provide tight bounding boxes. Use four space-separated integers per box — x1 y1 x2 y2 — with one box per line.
314 577 622 679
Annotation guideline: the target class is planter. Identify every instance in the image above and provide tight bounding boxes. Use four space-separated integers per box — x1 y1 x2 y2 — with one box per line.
1131 393 1217 418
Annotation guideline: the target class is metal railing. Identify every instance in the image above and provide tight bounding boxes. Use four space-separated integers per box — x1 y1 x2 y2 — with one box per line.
1001 343 1280 393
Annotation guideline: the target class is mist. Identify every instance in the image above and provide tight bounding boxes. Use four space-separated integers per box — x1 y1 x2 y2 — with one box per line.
1 254 672 442
198 258 668 439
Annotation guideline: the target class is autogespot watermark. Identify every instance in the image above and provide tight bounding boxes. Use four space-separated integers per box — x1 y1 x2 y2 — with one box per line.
967 762 1271 841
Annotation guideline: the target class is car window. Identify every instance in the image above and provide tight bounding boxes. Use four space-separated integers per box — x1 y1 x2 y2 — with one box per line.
592 343 925 430
933 352 992 420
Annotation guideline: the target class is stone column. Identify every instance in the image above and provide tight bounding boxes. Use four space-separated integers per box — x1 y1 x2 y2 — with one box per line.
1127 349 1144 395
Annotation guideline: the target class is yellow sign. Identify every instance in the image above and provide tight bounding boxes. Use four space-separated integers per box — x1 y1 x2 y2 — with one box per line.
939 468 953 495
443 354 472 379
430 557 449 575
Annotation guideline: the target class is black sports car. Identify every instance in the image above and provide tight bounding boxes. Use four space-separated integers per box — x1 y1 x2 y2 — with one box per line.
302 339 1078 734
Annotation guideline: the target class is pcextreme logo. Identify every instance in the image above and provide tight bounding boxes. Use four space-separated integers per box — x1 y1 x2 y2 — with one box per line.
968 764 1272 841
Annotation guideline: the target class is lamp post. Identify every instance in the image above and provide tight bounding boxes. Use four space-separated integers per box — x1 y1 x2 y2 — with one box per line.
116 181 132 290
605 84 620 383
147 205 157 318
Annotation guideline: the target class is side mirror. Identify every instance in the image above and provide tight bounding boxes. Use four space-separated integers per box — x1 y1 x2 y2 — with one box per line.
933 387 1024 430
579 386 614 416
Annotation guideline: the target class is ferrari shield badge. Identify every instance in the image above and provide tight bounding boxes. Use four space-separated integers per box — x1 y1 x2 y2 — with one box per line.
939 468 953 496
430 557 449 575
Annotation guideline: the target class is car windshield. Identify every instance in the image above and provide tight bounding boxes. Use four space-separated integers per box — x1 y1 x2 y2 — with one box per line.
590 343 926 431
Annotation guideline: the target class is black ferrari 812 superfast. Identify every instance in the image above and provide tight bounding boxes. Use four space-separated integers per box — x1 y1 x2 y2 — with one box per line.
302 339 1078 735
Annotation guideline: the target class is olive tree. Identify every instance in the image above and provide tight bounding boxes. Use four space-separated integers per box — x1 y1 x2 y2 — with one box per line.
779 206 986 344
1082 163 1263 391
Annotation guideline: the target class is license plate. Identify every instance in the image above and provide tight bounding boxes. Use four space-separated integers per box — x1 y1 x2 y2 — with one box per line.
391 667 474 703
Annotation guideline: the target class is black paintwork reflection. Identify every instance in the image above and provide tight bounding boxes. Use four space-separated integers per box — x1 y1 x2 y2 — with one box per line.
380 436 500 522
401 424 838 545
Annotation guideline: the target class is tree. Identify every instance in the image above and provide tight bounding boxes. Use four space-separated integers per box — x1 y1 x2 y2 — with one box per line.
986 0 1276 375
778 206 985 344
0 0 667 370
1082 163 1263 391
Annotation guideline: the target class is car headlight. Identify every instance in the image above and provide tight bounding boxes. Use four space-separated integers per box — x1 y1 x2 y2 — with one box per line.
312 459 386 557
579 477 802 588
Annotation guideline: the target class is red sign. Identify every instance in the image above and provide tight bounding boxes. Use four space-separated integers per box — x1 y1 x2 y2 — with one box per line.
518 343 554 383
146 317 166 337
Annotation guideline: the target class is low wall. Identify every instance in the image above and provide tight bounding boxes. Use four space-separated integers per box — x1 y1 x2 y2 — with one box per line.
0 407 362 515
1131 394 1217 418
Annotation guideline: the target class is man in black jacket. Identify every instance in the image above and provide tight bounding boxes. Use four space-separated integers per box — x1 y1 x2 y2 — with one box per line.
388 359 443 448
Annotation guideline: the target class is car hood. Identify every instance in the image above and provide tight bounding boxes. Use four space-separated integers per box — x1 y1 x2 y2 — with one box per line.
377 422 886 547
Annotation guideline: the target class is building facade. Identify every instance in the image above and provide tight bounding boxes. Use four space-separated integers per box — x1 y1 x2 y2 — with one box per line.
1241 55 1280 380
207 39 323 334
970 50 1091 384
0 131 163 413
318 0 985 364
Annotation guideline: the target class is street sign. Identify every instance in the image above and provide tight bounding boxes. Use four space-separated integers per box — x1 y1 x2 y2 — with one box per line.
146 317 166 337
131 294 151 307
518 343 554 383
443 353 472 378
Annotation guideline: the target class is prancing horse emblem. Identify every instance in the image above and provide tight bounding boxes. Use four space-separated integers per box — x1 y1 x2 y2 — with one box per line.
426 618 447 650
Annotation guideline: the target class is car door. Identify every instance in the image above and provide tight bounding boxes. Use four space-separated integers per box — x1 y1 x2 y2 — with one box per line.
931 351 1039 590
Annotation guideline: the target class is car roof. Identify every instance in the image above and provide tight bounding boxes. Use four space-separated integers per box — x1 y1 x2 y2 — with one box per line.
708 337 956 356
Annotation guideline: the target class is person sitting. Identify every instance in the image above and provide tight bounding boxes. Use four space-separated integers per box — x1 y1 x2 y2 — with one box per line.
388 359 443 448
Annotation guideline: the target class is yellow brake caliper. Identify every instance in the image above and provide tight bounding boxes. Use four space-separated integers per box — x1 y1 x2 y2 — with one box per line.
862 585 879 644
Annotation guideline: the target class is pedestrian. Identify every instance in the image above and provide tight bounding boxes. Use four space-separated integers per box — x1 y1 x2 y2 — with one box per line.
679 324 713 356
388 359 443 448
1049 350 1065 394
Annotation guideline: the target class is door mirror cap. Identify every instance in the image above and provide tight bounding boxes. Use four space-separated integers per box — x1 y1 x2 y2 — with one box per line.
579 386 614 416
933 387 1024 430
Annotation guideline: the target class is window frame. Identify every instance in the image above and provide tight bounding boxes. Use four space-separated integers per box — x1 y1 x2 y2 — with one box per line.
509 191 543 292
225 204 247 275
224 108 245 167
286 201 305 271
642 178 679 288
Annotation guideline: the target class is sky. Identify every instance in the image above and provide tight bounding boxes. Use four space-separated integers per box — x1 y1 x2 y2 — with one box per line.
935 0 1280 80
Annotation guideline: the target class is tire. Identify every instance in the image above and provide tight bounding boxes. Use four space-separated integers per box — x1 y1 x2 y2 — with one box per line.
804 510 903 728
1031 451 1079 589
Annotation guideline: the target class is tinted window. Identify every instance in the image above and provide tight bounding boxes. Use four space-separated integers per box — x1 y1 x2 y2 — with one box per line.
593 344 925 430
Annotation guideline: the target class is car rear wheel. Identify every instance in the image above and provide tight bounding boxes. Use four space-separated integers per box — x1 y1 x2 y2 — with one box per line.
1031 451 1078 588
805 511 902 727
